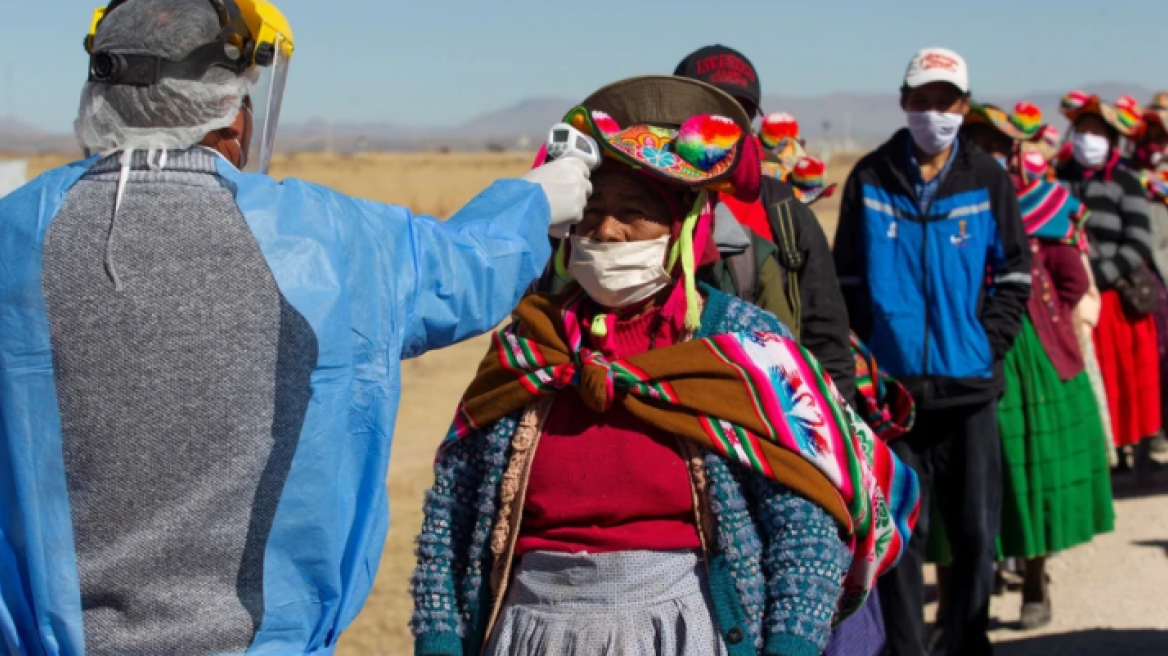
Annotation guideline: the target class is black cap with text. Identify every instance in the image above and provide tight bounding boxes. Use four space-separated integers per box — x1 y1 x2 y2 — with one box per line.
674 45 761 115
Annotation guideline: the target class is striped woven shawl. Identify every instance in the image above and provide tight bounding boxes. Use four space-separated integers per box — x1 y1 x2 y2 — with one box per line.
852 332 916 442
446 288 920 617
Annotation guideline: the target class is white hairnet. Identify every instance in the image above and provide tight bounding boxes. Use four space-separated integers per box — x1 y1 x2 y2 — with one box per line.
75 0 256 155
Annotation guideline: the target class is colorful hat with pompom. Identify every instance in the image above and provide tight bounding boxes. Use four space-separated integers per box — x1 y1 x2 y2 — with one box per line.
1144 92 1168 133
563 75 760 201
759 112 800 149
759 137 804 179
966 101 1044 141
791 156 826 189
785 156 837 205
553 75 764 333
1061 90 1145 138
1012 102 1044 135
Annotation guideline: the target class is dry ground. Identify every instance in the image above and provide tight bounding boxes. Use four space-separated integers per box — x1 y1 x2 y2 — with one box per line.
11 151 1167 655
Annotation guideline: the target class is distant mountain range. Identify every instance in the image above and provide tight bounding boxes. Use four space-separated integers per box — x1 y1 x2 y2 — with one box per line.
1 82 1155 155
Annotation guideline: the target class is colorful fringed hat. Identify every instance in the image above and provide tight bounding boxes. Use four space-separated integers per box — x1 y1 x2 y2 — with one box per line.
965 101 1044 141
789 156 838 205
1060 90 1145 138
548 76 764 333
759 112 800 150
565 75 760 201
1145 92 1168 133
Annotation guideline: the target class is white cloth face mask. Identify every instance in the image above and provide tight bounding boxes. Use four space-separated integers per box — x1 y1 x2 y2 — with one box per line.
568 235 673 309
1072 133 1111 169
906 111 964 156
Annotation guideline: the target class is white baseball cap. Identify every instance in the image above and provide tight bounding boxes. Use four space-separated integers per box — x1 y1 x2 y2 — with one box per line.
903 48 969 94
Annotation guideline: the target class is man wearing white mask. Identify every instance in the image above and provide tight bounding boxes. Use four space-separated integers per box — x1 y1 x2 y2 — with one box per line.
833 48 1030 656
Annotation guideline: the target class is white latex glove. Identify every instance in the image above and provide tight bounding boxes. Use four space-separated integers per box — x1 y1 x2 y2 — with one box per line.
521 158 593 238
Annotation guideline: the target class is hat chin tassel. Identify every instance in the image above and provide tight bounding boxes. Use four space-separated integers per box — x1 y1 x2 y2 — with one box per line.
668 191 708 333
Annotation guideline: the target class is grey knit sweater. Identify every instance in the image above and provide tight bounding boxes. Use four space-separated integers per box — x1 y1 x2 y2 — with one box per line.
1058 160 1154 290
41 149 317 655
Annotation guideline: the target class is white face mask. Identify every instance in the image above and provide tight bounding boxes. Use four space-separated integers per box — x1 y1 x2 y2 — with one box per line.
1072 133 1112 169
568 235 672 309
906 111 964 156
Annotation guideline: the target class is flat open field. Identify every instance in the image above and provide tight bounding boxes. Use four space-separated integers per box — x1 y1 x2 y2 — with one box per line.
12 151 1167 654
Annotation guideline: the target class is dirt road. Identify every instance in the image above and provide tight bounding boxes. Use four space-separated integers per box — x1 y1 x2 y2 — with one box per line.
981 469 1168 655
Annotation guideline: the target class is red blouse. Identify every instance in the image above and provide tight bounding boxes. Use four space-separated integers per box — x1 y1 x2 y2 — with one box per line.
515 303 701 556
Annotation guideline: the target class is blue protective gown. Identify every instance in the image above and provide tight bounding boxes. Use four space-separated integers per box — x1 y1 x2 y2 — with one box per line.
0 157 551 655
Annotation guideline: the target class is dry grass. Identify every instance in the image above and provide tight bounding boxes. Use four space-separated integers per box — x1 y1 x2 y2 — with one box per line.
10 150 852 655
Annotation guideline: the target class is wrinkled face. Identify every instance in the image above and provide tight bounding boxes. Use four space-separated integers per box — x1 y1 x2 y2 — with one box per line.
577 169 675 243
901 82 970 114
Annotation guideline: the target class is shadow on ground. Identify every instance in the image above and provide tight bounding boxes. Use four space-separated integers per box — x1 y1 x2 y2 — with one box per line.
1109 466 1168 501
1134 539 1168 559
996 629 1168 656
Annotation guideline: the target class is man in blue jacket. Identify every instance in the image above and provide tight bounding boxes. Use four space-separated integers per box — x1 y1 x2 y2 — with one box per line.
0 1 590 654
833 48 1030 656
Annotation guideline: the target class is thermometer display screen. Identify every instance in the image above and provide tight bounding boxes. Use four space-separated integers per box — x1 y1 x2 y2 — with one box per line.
552 129 570 143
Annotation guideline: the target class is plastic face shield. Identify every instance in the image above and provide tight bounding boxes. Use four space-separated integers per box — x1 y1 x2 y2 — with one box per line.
246 35 290 173
238 0 293 173
83 0 294 173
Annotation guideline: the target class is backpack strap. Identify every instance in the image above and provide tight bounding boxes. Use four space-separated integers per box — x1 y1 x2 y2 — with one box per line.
724 238 760 304
768 196 805 332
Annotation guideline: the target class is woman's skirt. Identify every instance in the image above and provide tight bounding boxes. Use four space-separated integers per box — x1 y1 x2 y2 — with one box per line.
926 317 1117 564
1093 289 1162 447
998 317 1116 558
485 550 728 656
1152 275 1168 431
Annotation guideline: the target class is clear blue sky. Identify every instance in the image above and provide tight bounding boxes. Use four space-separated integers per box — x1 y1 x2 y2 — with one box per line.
1 0 1163 132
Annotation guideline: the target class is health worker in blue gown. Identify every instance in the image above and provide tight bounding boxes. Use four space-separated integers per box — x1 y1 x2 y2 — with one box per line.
0 1 592 654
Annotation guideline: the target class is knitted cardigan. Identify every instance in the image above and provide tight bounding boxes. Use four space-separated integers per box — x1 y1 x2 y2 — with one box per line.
411 289 851 656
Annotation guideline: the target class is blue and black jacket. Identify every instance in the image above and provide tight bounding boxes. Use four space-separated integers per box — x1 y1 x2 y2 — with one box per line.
833 129 1031 410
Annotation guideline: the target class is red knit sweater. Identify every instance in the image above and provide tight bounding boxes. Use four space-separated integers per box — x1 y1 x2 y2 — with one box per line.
515 303 701 556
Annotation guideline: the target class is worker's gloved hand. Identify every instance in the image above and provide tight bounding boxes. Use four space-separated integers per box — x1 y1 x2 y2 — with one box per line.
521 158 593 237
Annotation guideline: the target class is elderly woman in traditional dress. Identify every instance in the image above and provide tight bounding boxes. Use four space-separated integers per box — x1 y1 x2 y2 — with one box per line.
409 76 919 656
1057 92 1162 482
963 101 1115 629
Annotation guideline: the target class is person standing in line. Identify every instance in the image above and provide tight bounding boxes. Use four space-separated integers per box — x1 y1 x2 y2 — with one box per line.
674 45 857 403
833 48 1031 656
1057 91 1162 484
1127 92 1168 458
960 100 1115 630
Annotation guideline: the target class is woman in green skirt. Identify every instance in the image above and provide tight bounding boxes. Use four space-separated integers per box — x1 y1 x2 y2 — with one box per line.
932 102 1116 633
